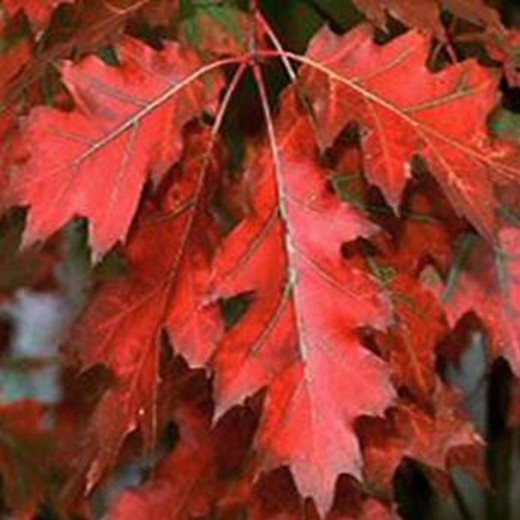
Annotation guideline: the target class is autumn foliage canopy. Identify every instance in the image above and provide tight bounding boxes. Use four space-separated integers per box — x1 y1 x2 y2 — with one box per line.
1 0 520 518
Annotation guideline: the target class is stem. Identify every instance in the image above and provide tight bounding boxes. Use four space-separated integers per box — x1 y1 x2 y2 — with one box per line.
251 60 310 362
255 11 321 144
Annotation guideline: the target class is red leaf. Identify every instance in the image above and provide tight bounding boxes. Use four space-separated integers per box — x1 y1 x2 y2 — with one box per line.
352 0 502 36
7 37 223 255
179 5 253 57
372 175 464 275
397 389 482 472
68 128 222 488
362 387 483 493
439 227 520 374
109 404 256 519
2 5 516 516
208 88 394 515
251 469 398 520
380 275 447 405
352 0 444 36
300 25 516 239
139 0 181 27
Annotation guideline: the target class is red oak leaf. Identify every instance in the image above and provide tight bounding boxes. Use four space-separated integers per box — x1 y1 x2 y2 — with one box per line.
6 36 222 256
252 469 398 520
300 25 517 239
0 39 30 101
352 0 502 37
207 87 394 515
371 173 466 276
0 0 153 129
361 387 483 493
508 376 520 428
0 2 517 518
344 499 398 520
438 227 520 374
396 389 483 471
352 0 444 37
139 0 181 27
486 29 520 87
0 38 31 189
441 0 501 29
109 404 257 520
68 128 222 488
379 275 447 405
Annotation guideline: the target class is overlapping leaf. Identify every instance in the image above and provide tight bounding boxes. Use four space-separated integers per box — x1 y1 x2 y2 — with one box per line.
438 227 520 373
361 387 483 494
208 88 394 515
68 128 222 487
0 401 49 517
1 1 519 517
300 24 518 239
352 0 502 37
7 36 222 255
0 37 31 187
110 404 256 520
3 0 74 34
377 275 446 405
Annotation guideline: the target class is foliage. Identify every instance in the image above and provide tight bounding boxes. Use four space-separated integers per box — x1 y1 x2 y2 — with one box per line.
0 0 519 518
